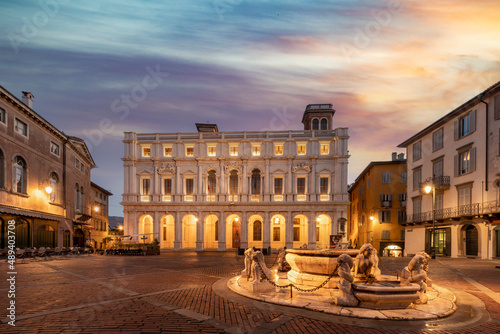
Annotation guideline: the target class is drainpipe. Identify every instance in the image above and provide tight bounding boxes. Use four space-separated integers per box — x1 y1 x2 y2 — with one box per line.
479 95 489 192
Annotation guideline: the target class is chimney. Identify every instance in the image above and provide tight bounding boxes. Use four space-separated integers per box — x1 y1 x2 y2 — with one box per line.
391 152 397 161
22 91 34 109
398 153 405 160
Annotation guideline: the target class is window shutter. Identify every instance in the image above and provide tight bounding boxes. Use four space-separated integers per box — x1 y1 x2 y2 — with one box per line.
387 211 391 222
454 120 459 140
470 110 476 133
379 194 384 201
470 147 476 172
495 95 500 120
388 193 393 201
454 154 459 177
378 211 382 222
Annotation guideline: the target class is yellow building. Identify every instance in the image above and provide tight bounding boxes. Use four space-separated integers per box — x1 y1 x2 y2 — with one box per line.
348 153 407 256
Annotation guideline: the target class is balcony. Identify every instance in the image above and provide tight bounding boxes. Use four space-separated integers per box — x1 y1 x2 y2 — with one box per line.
419 176 450 193
405 201 499 224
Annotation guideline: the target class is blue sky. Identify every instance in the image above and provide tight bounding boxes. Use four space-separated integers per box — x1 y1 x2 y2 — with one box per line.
1 0 499 216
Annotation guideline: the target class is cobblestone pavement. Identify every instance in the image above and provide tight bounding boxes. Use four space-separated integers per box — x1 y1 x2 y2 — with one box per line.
0 252 499 333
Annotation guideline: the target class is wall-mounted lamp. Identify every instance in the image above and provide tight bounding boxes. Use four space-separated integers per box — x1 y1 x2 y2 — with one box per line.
235 217 239 222
274 217 280 224
94 206 100 213
316 217 321 222
369 216 374 221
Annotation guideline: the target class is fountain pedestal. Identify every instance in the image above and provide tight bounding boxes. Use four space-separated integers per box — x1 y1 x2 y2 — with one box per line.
352 279 420 310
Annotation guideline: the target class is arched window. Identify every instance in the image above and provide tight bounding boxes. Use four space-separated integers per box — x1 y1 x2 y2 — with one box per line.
229 170 238 195
251 169 261 195
13 156 27 194
253 220 262 241
312 119 319 130
0 148 4 188
207 170 216 195
49 172 58 203
75 184 80 213
320 118 328 130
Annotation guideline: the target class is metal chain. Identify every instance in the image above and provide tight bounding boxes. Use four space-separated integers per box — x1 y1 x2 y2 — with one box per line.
255 262 341 292
377 255 401 279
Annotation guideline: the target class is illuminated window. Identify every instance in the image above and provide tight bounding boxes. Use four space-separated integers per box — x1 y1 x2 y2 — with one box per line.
320 177 328 194
142 147 151 157
230 145 238 156
274 144 283 156
141 178 150 195
320 144 329 155
253 220 262 241
186 146 194 157
185 178 194 195
164 146 172 157
208 146 216 157
252 145 261 156
297 144 306 155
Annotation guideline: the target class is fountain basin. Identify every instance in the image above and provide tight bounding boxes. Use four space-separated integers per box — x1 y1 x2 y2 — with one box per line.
286 249 359 288
352 280 420 310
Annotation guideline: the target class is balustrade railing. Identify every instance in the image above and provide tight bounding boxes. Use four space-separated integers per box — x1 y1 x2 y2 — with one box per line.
406 201 499 224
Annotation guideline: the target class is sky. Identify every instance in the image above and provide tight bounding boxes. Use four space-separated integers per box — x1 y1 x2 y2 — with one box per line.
1 0 500 217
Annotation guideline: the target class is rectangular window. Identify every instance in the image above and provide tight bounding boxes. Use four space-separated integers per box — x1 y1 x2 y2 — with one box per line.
401 171 407 184
274 144 283 156
15 118 28 136
50 142 60 156
379 193 393 202
455 110 476 139
297 144 306 155
459 150 470 175
0 108 5 124
273 227 280 241
433 128 444 151
141 178 150 195
142 147 151 157
413 168 422 191
433 159 443 178
320 177 328 194
164 178 172 195
458 185 471 208
274 177 283 195
207 146 216 157
297 177 306 194
382 230 390 239
361 199 365 209
413 141 422 161
164 146 172 157
413 197 422 215
186 146 194 157
185 179 194 195
252 145 261 156
80 163 84 173
379 210 391 223
400 230 405 240
382 172 391 184
230 145 238 156
397 210 406 223
320 144 329 155
76 159 80 169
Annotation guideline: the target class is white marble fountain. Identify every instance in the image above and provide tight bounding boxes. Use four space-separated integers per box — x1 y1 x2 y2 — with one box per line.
228 244 457 320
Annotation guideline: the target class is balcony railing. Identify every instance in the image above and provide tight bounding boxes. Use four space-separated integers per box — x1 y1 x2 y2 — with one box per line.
419 175 451 192
406 201 499 224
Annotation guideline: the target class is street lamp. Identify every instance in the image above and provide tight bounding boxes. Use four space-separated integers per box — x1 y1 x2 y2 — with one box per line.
424 180 436 259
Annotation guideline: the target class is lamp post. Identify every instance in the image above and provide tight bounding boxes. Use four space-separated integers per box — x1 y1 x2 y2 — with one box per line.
424 181 436 259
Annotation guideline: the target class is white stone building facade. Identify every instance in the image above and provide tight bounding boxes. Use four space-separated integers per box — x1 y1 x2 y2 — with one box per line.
398 82 500 259
122 104 350 251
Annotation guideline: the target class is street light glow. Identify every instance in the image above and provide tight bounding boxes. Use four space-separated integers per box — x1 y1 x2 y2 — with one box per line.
424 185 432 194
45 186 53 194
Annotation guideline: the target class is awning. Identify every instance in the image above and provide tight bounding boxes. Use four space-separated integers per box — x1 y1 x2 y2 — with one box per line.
0 204 65 222
74 213 92 222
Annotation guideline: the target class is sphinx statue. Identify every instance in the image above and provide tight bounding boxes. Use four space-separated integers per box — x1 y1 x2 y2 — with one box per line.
332 253 359 307
241 247 255 279
353 243 381 280
277 247 291 272
401 252 431 304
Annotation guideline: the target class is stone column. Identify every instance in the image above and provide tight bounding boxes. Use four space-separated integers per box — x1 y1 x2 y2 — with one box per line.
153 211 161 243
308 213 317 249
450 224 459 258
196 213 204 250
286 211 293 249
218 210 226 250
197 160 203 202
174 211 182 250
240 211 248 249
263 211 270 250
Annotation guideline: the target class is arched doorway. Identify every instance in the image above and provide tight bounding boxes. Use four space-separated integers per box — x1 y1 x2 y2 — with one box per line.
270 214 285 249
465 224 478 256
248 214 263 249
225 214 241 249
36 224 56 248
315 214 331 249
204 214 219 249
182 214 197 249
74 228 84 247
138 215 154 243
161 215 175 249
293 214 308 248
